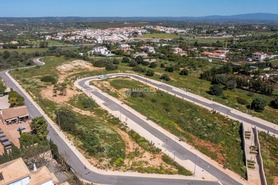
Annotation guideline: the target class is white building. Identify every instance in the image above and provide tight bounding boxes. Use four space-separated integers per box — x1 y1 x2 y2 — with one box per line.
252 52 267 61
89 46 111 56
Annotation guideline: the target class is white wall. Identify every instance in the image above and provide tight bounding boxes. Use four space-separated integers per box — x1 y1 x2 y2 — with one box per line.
8 177 30 185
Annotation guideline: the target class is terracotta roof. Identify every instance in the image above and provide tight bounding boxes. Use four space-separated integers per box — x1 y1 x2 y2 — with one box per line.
202 52 212 55
29 166 58 185
253 52 265 55
0 106 29 121
0 158 30 184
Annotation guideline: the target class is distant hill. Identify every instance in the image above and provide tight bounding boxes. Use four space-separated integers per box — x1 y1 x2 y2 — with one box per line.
0 13 278 24
198 13 278 22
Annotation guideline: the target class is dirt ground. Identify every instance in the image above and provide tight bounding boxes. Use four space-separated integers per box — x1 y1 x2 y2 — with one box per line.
0 119 31 153
40 61 180 174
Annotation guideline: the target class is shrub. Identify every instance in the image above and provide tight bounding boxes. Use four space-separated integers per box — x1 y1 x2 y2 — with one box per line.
106 64 118 71
41 75 57 84
251 98 266 112
135 56 144 64
179 69 189 76
149 62 157 68
145 69 154 76
113 59 120 64
270 97 278 109
160 74 170 81
129 61 138 67
225 80 237 90
8 89 25 107
122 57 130 63
237 97 248 105
113 158 124 167
132 66 146 73
165 66 174 72
209 84 223 96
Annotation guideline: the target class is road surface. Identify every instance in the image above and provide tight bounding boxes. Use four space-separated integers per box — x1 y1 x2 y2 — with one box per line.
0 72 221 185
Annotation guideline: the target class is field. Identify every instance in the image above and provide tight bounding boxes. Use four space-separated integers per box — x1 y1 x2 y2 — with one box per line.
139 33 181 39
92 77 246 178
259 132 278 185
0 46 78 54
11 56 192 175
121 60 278 125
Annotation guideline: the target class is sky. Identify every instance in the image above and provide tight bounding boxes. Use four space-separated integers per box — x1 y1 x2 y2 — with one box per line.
0 0 278 17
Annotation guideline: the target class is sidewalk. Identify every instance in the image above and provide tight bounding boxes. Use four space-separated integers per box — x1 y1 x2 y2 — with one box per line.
77 78 248 185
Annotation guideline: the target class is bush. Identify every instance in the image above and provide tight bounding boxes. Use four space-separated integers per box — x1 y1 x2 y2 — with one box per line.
225 80 237 90
132 66 146 73
8 89 25 107
41 75 57 84
106 64 118 71
141 61 150 66
237 97 248 105
209 84 223 96
270 97 278 109
179 69 189 76
129 61 138 67
160 74 170 81
122 57 130 63
149 62 157 68
135 56 144 64
113 59 120 64
146 69 154 76
251 98 266 112
165 66 174 72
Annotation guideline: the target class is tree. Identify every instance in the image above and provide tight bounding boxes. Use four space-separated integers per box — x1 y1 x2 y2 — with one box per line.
105 64 118 71
122 57 130 63
270 97 278 109
8 89 25 107
41 75 57 84
225 80 237 90
149 62 157 68
0 80 6 95
30 117 49 141
165 66 174 72
209 85 223 96
146 69 154 76
179 69 189 76
160 74 171 81
129 61 138 67
135 56 144 64
251 98 266 112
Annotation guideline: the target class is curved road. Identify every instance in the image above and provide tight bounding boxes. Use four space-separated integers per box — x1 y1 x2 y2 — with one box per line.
97 73 278 137
77 75 246 185
0 71 220 184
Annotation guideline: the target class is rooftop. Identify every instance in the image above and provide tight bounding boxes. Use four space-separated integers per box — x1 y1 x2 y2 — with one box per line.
0 106 29 120
0 158 30 185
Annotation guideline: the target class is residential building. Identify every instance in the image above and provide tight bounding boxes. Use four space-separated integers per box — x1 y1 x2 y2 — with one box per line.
141 46 156 54
0 158 59 185
171 47 187 56
118 44 131 51
252 52 267 61
0 106 29 125
88 46 114 56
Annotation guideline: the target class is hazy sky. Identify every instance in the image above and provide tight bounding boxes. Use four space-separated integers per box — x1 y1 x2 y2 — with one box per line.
1 0 278 17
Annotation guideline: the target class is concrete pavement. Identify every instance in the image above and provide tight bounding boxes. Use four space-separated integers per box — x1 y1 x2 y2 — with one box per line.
0 72 221 185
76 76 247 185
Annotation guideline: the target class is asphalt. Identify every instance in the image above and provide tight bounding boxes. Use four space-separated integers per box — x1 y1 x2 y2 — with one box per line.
0 70 221 185
105 73 278 136
78 77 243 185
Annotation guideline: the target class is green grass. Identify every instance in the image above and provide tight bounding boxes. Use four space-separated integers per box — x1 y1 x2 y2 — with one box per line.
259 132 278 185
97 78 246 178
162 155 192 176
140 33 181 39
0 48 49 54
125 61 278 125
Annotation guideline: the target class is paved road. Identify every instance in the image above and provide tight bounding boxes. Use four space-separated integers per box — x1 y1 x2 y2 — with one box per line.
103 73 278 136
78 76 244 185
0 71 221 185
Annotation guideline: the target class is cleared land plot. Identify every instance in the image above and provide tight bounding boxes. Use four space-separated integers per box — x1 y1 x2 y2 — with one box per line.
92 77 246 178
